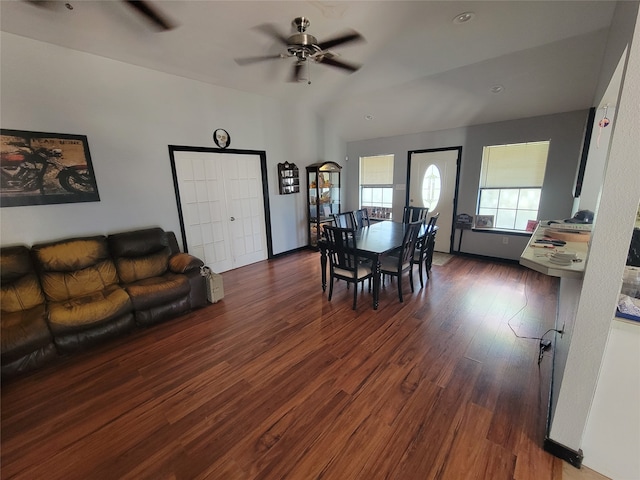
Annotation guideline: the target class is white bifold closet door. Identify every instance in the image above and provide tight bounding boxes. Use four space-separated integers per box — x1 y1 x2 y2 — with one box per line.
173 150 267 273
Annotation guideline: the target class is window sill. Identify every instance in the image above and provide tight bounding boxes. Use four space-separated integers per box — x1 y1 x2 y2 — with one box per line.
472 228 532 237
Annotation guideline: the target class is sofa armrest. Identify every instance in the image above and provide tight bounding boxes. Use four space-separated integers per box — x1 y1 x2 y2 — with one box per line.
169 253 204 274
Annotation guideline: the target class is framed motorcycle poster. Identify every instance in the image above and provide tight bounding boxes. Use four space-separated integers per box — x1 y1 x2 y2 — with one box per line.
0 129 100 207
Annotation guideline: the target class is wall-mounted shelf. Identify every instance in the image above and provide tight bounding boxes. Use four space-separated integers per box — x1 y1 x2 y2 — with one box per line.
278 162 299 195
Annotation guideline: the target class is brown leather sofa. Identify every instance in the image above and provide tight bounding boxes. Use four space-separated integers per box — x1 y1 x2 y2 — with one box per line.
1 227 208 379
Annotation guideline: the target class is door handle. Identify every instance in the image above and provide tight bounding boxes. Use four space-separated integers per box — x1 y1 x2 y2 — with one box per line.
230 216 235 221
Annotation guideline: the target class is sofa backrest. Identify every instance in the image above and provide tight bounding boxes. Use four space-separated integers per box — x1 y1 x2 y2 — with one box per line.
0 245 45 313
108 228 172 284
32 236 119 302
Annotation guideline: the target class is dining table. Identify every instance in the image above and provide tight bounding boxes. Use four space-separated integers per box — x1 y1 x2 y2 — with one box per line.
318 220 437 310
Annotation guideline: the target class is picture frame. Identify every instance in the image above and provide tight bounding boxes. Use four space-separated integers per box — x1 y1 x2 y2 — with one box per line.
526 220 539 232
1 129 100 207
475 214 495 229
213 129 230 149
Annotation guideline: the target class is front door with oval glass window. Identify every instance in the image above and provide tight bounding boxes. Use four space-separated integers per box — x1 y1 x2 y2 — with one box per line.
408 148 460 253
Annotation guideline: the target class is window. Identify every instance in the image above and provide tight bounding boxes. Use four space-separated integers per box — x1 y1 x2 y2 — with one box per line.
421 164 442 211
360 155 394 220
478 141 550 231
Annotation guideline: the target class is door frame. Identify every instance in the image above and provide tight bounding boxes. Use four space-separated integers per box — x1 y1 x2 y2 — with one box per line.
168 145 274 260
405 146 462 254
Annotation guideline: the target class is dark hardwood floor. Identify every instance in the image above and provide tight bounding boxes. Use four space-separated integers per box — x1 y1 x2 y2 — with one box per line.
1 250 567 480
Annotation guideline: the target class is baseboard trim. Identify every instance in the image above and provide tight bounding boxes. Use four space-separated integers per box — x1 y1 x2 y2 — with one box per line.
544 437 584 468
271 246 310 259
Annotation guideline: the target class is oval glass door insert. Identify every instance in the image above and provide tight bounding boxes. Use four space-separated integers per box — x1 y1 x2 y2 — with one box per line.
422 164 441 211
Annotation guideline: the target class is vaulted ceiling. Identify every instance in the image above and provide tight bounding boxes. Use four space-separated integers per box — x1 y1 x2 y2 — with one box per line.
0 1 617 141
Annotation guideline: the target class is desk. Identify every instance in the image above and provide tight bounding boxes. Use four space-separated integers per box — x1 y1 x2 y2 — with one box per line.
319 221 436 309
519 222 589 279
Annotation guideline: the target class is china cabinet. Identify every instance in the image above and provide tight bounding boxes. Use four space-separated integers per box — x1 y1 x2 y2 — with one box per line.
307 161 341 247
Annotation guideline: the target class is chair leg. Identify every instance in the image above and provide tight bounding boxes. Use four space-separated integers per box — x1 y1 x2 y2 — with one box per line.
409 266 415 293
353 281 358 310
417 261 424 288
328 277 334 301
397 274 403 302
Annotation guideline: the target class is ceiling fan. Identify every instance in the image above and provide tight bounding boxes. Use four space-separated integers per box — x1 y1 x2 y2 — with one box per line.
24 0 176 31
235 17 365 83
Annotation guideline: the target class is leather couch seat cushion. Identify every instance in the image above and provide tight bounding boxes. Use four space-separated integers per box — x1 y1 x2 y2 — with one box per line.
0 304 50 362
47 284 132 334
124 273 190 311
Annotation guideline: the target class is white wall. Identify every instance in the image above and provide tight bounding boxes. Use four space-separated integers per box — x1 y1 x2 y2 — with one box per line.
0 33 329 255
581 319 640 479
346 110 588 260
548 3 640 474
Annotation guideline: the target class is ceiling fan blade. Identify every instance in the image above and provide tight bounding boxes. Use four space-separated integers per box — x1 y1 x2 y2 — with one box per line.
235 54 286 66
289 62 304 82
317 30 364 51
123 0 176 31
316 56 360 73
253 23 290 46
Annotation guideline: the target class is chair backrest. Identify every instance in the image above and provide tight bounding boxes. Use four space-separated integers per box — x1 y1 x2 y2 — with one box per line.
398 221 422 268
402 206 429 225
323 225 359 274
333 211 357 229
427 212 440 232
354 208 370 228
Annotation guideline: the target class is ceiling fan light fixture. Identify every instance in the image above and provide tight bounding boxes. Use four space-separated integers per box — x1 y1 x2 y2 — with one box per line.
453 12 475 24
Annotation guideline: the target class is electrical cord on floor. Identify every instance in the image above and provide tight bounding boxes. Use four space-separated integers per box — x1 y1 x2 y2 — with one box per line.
506 272 564 365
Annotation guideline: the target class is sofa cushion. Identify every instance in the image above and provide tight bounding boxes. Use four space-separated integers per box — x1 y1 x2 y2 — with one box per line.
123 273 190 311
115 248 170 284
109 228 174 283
33 237 120 302
0 304 51 362
1 246 45 312
47 284 132 335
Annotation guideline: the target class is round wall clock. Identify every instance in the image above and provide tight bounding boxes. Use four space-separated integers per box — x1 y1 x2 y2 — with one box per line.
213 129 231 149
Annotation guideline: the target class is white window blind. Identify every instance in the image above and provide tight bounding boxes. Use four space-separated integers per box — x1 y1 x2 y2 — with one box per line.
480 141 550 188
360 155 394 185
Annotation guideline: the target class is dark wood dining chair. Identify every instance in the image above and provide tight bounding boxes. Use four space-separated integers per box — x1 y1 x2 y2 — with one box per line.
323 225 372 310
402 206 430 224
380 221 421 302
411 212 440 287
333 211 357 229
424 213 440 279
354 208 370 228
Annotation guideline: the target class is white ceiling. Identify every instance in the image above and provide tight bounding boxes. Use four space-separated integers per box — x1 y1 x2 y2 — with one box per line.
0 1 618 142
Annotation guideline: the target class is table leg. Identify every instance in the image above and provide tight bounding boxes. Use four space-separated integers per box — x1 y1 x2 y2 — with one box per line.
373 256 381 310
320 248 327 292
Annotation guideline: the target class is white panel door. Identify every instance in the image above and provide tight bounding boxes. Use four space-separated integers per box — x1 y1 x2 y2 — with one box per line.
220 153 268 269
409 149 460 253
173 151 267 272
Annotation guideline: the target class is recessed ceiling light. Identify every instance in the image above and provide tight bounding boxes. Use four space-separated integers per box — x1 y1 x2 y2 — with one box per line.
490 84 505 94
453 12 475 24
364 114 374 120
